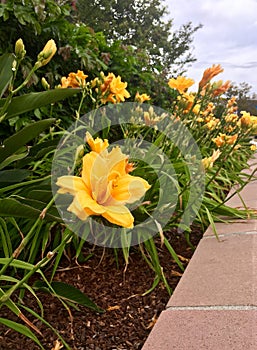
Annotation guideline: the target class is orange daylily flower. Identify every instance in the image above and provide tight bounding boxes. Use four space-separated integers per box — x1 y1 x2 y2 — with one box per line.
199 64 224 89
56 135 150 228
212 133 238 147
61 70 88 88
212 80 231 96
100 73 130 104
227 96 237 107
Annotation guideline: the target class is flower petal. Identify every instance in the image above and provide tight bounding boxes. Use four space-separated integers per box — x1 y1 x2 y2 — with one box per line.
82 151 108 190
107 147 128 179
68 195 101 221
67 196 90 220
76 190 106 214
110 174 151 204
102 205 134 228
86 132 109 153
56 176 85 195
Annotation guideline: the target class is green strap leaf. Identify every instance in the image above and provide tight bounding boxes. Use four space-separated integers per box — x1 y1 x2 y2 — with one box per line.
0 318 44 349
0 53 14 98
0 169 30 185
0 198 61 222
0 118 55 163
27 190 53 202
0 88 79 119
0 258 35 270
0 151 29 170
33 281 104 313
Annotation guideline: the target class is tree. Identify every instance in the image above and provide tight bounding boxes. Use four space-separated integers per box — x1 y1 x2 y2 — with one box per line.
0 0 197 108
75 0 202 75
0 0 110 83
225 82 257 115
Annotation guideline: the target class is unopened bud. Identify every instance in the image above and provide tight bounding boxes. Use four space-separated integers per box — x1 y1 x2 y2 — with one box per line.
12 60 17 71
41 77 50 90
35 39 57 68
212 80 223 90
15 38 26 60
75 144 84 165
47 251 55 259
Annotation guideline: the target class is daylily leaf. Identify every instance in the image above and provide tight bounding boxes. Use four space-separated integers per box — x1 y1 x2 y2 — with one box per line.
16 139 59 168
0 258 35 270
0 53 14 98
0 118 55 163
33 281 104 313
0 88 79 119
0 318 44 349
0 198 61 222
0 169 30 185
27 190 53 202
0 151 28 170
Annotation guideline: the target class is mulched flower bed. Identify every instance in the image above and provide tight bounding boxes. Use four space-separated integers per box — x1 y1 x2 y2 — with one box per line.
0 227 203 350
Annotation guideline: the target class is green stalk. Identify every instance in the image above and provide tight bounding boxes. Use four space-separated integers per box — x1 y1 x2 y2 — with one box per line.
0 65 38 122
0 230 73 304
0 194 57 277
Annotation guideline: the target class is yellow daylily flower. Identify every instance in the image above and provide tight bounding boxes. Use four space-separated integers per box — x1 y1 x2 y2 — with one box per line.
135 92 151 103
168 76 195 94
100 72 130 104
56 136 150 228
202 149 221 170
85 132 109 153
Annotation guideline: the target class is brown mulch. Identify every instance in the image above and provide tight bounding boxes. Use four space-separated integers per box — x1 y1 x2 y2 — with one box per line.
0 227 203 350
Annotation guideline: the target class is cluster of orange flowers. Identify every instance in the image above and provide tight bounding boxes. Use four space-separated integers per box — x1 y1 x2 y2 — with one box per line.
60 70 131 104
238 111 257 129
212 133 238 148
97 72 130 104
61 70 88 88
60 70 152 106
59 65 257 156
167 64 257 157
168 64 231 96
167 65 231 126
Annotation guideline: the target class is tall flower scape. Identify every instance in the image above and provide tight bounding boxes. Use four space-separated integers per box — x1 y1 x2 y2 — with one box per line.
1 37 257 350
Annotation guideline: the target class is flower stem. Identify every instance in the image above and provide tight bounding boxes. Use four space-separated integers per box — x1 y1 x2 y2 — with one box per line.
0 194 57 277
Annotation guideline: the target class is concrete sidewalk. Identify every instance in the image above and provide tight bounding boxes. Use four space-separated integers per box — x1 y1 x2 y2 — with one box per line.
142 155 257 350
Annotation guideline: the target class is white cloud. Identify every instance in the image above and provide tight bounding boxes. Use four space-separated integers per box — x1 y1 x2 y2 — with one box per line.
165 0 257 93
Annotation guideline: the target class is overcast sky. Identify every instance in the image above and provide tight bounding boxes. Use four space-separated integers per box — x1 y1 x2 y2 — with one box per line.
165 0 257 94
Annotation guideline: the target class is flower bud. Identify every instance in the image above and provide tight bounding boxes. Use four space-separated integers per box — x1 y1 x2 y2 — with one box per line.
41 77 50 90
35 39 57 68
15 38 26 60
47 251 55 259
74 144 84 166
